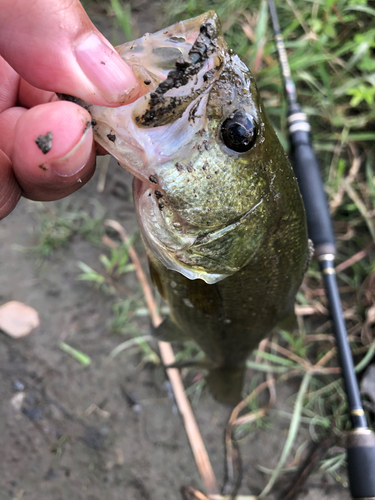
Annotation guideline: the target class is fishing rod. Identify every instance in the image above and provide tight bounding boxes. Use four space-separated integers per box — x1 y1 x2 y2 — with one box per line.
267 0 375 498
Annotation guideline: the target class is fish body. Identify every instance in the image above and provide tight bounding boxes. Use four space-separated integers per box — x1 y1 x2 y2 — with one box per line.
90 12 309 403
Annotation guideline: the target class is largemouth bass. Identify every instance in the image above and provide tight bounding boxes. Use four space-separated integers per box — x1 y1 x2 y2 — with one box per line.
90 12 309 404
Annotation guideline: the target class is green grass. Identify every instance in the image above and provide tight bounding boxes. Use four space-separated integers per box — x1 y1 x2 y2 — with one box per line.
25 198 105 258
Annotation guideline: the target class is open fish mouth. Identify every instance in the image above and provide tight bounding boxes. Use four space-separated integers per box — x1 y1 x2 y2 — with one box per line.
89 12 278 284
90 11 226 182
131 16 223 128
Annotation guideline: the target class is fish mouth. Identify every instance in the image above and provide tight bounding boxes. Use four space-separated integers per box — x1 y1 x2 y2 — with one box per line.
89 11 226 184
90 12 265 285
132 13 222 128
127 11 225 130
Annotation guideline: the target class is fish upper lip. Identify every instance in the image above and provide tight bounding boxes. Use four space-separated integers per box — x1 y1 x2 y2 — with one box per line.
133 17 221 128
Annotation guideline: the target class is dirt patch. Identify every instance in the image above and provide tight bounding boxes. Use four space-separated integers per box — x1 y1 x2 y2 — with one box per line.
0 160 351 500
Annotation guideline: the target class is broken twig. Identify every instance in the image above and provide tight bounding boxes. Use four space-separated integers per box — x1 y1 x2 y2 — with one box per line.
104 220 218 495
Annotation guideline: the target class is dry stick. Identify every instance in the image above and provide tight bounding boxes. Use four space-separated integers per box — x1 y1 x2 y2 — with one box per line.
330 142 361 213
181 486 211 500
181 487 257 500
96 156 111 193
335 241 375 273
104 220 218 495
223 378 276 497
281 433 337 500
343 178 375 241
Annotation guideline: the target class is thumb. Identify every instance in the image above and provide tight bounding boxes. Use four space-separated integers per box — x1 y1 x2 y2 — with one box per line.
0 0 140 106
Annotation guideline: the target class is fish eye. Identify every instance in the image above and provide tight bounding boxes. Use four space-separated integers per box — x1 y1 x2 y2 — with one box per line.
221 112 257 153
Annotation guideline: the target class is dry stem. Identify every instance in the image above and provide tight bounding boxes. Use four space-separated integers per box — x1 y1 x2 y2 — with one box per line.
104 220 218 495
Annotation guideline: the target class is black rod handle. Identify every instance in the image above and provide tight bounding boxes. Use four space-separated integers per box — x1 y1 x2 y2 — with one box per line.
288 106 336 257
347 429 375 499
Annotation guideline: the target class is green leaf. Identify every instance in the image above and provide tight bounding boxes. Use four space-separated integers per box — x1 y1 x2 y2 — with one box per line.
344 4 375 16
59 342 91 366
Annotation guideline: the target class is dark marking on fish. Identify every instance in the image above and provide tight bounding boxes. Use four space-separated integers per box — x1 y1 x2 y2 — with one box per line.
149 175 158 183
195 232 208 244
187 278 222 315
215 58 223 70
35 132 53 154
175 162 184 171
155 190 163 199
83 120 91 133
188 99 203 123
144 79 151 85
39 164 48 171
91 119 97 127
136 20 217 127
203 69 215 82
107 133 116 142
175 55 193 70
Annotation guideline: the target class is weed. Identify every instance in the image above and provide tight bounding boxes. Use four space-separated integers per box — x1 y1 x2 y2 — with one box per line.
77 239 135 294
26 199 105 258
99 242 135 278
109 0 133 41
59 342 92 366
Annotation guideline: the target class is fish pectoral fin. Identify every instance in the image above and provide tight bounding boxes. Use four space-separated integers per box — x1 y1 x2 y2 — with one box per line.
276 309 297 333
164 359 210 369
152 316 189 342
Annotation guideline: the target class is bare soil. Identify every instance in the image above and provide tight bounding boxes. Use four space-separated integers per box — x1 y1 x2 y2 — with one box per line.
0 6 352 500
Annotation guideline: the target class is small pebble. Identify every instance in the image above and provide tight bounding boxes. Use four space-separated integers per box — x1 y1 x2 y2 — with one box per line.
12 380 25 392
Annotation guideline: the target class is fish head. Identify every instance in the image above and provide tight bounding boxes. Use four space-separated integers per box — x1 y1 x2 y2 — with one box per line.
90 12 298 284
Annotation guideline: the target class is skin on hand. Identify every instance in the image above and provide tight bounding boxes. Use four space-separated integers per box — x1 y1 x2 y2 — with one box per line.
0 0 141 219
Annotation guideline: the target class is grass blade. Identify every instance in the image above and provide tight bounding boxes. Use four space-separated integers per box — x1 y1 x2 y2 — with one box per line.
259 373 311 497
59 342 91 366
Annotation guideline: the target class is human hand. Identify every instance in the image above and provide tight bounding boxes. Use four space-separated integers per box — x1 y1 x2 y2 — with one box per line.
0 0 140 219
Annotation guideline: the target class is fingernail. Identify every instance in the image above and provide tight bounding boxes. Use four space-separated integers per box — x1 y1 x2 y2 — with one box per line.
48 125 93 177
75 32 140 104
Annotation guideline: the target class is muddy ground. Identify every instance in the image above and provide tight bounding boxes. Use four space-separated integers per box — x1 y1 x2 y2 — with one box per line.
0 5 353 500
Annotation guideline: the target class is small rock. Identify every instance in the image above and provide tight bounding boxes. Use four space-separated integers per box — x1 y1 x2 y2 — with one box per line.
10 392 26 411
22 407 43 421
0 301 39 338
12 380 25 392
44 468 58 481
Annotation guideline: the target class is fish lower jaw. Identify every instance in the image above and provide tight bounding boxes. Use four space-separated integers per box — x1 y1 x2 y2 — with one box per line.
146 238 231 283
164 256 230 284
142 223 238 284
134 178 237 284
